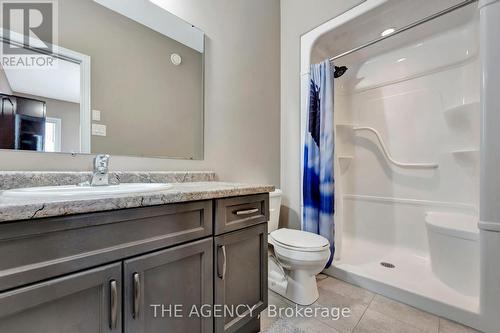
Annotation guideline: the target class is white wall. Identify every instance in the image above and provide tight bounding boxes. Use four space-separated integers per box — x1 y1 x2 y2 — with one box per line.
0 66 13 95
339 50 480 252
0 0 280 186
280 0 365 228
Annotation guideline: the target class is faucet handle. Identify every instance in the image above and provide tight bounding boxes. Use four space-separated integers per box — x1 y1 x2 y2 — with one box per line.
94 154 110 173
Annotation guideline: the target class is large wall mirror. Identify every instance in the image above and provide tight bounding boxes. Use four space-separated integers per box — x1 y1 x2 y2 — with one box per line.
0 0 204 159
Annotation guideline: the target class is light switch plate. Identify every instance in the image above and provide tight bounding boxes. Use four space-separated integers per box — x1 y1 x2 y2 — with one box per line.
92 109 101 121
92 123 106 136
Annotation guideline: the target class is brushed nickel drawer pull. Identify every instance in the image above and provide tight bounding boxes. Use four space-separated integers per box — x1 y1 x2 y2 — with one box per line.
235 208 259 216
110 280 118 329
218 245 227 280
133 273 140 319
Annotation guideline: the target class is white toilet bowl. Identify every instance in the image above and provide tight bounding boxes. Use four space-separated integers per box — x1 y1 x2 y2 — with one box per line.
268 228 330 305
267 190 331 305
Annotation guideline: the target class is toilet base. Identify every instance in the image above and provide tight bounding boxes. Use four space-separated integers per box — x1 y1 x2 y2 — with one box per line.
286 270 320 305
268 257 320 306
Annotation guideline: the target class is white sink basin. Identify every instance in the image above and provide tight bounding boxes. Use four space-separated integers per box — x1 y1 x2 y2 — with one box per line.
0 183 173 201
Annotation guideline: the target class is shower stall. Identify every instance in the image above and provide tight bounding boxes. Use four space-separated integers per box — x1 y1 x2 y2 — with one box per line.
300 1 500 332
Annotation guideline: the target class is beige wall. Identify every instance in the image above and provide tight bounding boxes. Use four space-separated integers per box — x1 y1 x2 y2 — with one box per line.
0 0 280 187
45 98 80 153
280 0 364 229
59 0 203 159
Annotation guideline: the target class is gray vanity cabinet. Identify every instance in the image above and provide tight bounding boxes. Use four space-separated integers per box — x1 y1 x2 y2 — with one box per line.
123 238 213 333
214 223 268 333
215 194 269 235
0 262 122 333
0 193 269 333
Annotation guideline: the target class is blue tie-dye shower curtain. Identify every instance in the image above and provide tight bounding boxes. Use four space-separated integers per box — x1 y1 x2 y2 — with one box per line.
303 60 335 268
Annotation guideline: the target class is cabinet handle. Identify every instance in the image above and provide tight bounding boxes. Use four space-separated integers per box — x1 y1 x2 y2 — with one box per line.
235 208 259 216
218 245 227 280
133 273 140 319
110 280 118 329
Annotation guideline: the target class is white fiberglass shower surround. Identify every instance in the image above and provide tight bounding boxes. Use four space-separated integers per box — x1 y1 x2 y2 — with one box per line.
300 0 500 332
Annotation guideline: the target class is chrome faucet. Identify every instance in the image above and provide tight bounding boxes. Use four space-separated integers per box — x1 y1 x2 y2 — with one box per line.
91 154 110 186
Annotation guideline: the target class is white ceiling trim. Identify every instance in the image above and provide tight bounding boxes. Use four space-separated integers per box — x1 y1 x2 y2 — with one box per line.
94 0 204 53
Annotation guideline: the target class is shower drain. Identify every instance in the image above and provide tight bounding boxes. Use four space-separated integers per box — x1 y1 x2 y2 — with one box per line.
380 262 396 269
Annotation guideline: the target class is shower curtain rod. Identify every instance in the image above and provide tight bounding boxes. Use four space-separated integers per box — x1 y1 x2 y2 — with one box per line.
329 0 478 62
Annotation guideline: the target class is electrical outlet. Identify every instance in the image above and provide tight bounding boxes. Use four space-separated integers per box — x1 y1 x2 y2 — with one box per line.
92 123 106 136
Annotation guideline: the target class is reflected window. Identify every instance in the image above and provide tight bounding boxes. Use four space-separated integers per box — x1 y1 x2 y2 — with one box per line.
44 117 61 152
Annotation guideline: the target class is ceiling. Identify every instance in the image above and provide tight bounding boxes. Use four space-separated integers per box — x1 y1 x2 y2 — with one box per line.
310 0 475 64
2 55 81 103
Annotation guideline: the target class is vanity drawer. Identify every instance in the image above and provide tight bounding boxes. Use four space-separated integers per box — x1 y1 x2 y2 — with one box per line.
0 200 212 291
214 194 269 235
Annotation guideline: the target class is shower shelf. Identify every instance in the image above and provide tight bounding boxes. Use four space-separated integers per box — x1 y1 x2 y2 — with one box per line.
452 149 479 159
338 155 353 172
444 102 479 116
348 126 439 169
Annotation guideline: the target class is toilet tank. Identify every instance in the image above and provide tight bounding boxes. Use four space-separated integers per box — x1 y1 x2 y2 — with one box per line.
269 189 282 233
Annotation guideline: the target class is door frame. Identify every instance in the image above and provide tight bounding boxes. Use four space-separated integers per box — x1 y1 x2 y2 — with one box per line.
45 117 62 152
0 29 91 153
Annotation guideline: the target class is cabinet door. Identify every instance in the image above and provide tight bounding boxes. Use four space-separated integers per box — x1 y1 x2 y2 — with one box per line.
214 223 268 333
124 238 213 333
0 263 122 333
0 95 16 149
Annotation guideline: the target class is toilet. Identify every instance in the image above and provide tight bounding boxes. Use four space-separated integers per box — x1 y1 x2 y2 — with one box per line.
268 190 331 305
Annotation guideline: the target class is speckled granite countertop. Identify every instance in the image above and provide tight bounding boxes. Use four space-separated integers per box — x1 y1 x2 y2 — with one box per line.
0 171 274 222
0 181 275 222
0 171 217 190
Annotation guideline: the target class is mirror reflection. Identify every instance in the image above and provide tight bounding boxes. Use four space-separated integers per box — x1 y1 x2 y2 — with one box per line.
0 0 204 159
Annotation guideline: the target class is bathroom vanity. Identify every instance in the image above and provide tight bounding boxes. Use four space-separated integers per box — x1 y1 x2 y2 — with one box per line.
0 0 273 330
0 176 272 333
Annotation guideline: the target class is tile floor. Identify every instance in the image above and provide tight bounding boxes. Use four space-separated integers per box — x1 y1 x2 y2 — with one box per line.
260 275 480 333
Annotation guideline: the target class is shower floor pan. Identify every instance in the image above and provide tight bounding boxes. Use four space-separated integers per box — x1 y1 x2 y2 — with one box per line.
326 238 480 329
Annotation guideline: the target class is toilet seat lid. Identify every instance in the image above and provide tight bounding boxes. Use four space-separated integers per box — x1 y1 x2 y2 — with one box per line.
270 229 329 251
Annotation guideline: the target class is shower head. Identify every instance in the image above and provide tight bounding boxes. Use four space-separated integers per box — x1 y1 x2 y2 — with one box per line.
334 65 348 78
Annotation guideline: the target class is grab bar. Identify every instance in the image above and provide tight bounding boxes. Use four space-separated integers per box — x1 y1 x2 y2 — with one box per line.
353 126 439 169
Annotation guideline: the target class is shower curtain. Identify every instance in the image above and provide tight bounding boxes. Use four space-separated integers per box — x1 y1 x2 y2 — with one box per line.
303 60 335 268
